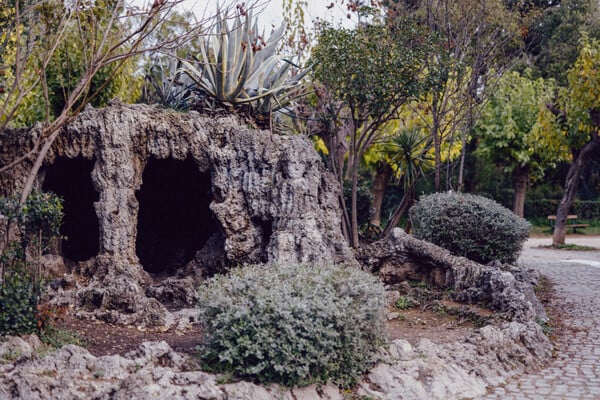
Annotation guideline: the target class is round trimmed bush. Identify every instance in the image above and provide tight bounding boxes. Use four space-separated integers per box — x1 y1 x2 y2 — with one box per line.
409 192 530 264
197 263 386 387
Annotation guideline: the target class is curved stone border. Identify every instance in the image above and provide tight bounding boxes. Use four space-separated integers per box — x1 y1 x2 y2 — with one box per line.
0 318 551 400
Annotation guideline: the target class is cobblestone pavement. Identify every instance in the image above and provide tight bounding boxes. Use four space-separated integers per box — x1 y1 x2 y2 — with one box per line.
479 236 600 400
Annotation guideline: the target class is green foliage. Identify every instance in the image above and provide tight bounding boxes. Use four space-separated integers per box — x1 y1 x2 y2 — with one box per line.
1 0 143 127
144 59 195 111
475 71 563 180
39 325 82 348
525 199 600 219
394 295 415 310
197 263 386 387
43 0 142 118
180 8 308 118
0 191 63 336
0 264 40 335
557 36 600 149
522 0 600 85
20 190 63 249
410 192 531 264
312 22 426 123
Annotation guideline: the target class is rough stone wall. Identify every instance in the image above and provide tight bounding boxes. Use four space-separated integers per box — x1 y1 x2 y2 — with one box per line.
0 102 354 278
357 229 546 322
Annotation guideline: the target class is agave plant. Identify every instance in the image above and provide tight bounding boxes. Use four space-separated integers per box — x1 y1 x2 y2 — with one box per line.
180 7 308 118
145 58 197 111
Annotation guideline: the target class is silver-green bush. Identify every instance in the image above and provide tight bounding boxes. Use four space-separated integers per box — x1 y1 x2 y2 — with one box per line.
197 263 386 387
410 192 530 264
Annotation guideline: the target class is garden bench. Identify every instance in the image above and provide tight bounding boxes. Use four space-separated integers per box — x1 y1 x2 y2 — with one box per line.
547 214 590 233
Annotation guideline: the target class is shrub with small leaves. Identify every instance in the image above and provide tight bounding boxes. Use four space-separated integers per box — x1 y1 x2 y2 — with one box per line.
410 192 530 264
197 263 386 387
0 191 63 336
0 264 41 335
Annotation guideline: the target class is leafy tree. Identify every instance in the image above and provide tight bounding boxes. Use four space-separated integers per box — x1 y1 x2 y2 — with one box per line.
379 127 433 237
361 109 435 231
311 20 427 247
521 0 600 86
386 0 523 192
475 71 563 217
541 37 600 245
40 0 143 120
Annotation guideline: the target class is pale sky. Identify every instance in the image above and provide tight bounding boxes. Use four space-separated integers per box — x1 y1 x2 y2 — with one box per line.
182 0 355 29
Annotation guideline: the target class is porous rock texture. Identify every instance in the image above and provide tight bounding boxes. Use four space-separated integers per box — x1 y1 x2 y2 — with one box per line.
0 319 552 400
0 102 354 322
0 102 353 268
358 228 546 322
0 104 554 398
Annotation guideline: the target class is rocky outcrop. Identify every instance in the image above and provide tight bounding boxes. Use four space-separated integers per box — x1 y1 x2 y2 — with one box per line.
0 102 353 271
0 318 552 400
357 229 546 322
0 102 354 319
357 320 551 399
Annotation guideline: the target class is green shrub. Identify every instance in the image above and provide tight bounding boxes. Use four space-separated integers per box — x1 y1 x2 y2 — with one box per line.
0 191 63 336
0 265 41 335
410 192 530 264
197 263 386 387
525 199 600 219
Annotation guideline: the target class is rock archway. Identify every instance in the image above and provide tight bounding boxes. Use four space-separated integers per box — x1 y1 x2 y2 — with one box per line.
135 156 216 276
41 157 99 262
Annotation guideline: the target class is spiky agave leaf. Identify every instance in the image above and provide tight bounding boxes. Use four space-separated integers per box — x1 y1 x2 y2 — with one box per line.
179 6 308 115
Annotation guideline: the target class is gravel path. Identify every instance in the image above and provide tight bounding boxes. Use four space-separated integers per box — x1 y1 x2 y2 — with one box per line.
479 236 600 400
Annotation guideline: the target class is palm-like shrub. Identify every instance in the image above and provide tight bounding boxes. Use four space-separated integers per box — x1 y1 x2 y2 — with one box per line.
410 192 530 264
197 263 386 387
180 9 308 118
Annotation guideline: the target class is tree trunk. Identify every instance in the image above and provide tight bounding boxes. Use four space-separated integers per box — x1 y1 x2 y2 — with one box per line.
382 184 415 238
370 164 392 227
458 104 476 193
350 161 360 248
553 134 600 245
432 98 442 192
512 165 529 218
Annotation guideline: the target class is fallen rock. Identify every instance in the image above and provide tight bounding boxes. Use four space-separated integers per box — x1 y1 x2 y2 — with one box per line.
357 229 545 322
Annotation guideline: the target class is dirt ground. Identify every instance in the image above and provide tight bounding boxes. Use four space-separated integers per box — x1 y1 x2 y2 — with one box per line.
55 236 598 358
55 297 489 357
58 308 479 358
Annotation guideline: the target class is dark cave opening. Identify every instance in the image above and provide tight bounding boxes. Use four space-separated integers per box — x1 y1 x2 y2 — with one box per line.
41 157 99 262
136 156 216 275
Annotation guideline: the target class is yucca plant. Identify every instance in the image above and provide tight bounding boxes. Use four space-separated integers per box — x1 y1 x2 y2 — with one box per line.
180 7 308 120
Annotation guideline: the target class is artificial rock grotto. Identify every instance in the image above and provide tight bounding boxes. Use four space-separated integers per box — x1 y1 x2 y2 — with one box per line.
0 101 354 322
0 102 555 400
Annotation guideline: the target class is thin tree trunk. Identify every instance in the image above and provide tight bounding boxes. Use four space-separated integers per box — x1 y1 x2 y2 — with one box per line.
553 135 600 245
432 97 442 192
457 129 467 192
370 164 392 227
382 185 415 238
350 161 360 248
457 105 474 192
325 131 351 244
512 165 529 218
